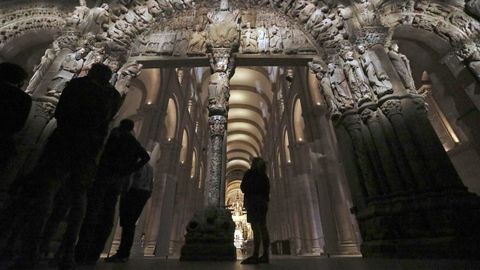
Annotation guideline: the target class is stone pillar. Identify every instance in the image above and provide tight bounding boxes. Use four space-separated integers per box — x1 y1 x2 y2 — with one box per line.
180 0 239 261
206 115 227 206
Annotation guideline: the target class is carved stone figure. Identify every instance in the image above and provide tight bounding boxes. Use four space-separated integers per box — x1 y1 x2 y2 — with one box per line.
343 50 373 104
298 1 317 23
188 25 207 55
257 22 269 53
67 0 90 27
173 28 190 56
269 24 283 53
309 61 340 116
457 42 480 82
206 0 240 48
356 45 393 98
356 0 376 25
282 27 296 54
116 62 143 95
208 72 230 113
305 7 327 32
289 0 308 18
241 23 258 53
47 48 86 97
79 46 106 77
146 0 162 17
145 28 176 55
78 3 110 34
26 46 59 94
388 42 416 93
328 62 354 109
293 28 316 54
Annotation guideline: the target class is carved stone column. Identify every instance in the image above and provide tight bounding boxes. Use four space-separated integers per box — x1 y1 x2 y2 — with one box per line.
180 0 238 261
206 115 227 206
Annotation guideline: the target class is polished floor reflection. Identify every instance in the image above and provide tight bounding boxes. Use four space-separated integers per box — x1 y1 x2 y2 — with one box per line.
22 256 480 270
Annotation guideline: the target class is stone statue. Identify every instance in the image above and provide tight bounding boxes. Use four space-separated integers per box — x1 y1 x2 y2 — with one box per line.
115 62 143 95
289 0 308 18
257 22 269 54
298 1 317 23
343 50 373 104
309 61 340 116
328 63 354 109
388 42 417 93
188 25 207 55
208 72 230 114
356 45 393 98
173 28 190 56
47 48 86 97
241 9 257 28
78 3 110 34
241 23 258 53
356 0 376 25
67 0 90 27
26 46 59 94
146 0 162 17
305 7 327 32
206 0 240 48
79 46 106 77
269 24 283 53
457 42 480 82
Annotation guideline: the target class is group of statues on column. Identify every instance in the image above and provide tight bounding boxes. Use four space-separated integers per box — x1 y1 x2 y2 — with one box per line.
310 42 419 118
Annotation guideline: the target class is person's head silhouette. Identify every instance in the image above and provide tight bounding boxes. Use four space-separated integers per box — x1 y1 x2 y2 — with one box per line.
119 119 135 132
88 63 112 84
0 62 28 88
251 157 266 174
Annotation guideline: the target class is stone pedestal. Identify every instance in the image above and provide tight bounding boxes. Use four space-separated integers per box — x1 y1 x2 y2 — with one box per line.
180 207 236 261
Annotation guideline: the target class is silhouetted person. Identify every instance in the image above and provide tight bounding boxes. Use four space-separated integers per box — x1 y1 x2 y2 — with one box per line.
75 119 149 265
3 63 121 270
105 162 154 263
0 63 30 169
241 157 270 265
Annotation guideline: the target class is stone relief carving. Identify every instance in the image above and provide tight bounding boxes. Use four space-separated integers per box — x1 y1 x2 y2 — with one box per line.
356 44 393 98
187 25 207 55
115 61 143 95
144 28 176 55
78 3 110 34
173 27 191 56
387 42 416 94
269 24 283 53
26 46 60 94
257 22 270 53
456 41 480 82
47 48 87 97
281 26 295 54
206 0 240 48
309 60 341 117
465 0 480 20
240 23 258 53
67 0 89 27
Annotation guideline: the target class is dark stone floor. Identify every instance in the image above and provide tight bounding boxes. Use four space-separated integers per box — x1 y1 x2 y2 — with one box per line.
29 256 480 270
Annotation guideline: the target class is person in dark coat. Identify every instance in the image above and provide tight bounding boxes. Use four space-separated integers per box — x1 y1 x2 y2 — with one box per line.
4 63 121 270
240 157 271 265
105 162 154 263
75 119 150 265
0 62 31 169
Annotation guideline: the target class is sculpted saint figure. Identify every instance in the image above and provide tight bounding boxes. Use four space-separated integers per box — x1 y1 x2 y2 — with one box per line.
257 22 269 53
328 63 354 109
309 61 340 116
241 23 258 53
208 72 230 113
188 25 207 55
388 43 416 93
116 62 143 95
67 0 90 27
356 45 393 98
26 46 60 94
206 0 240 48
173 28 190 56
343 50 373 104
269 24 283 53
47 48 87 96
79 3 110 34
298 1 318 23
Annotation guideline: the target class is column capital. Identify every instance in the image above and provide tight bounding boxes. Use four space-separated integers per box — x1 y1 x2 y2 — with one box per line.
208 115 227 137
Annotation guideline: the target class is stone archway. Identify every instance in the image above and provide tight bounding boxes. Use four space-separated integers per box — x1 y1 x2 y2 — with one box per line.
1 0 480 260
